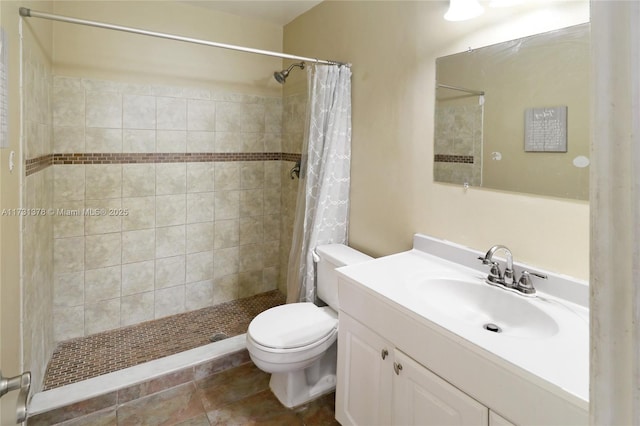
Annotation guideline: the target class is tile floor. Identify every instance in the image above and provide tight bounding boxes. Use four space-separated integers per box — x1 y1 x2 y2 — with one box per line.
39 362 340 425
44 291 286 389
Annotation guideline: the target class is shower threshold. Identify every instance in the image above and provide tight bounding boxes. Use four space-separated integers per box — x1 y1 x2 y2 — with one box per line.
43 290 285 390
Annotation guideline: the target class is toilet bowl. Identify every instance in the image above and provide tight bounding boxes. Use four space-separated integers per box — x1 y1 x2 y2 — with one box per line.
246 244 372 408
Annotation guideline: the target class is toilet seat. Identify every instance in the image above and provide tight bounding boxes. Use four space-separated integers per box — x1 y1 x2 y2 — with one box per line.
248 303 338 350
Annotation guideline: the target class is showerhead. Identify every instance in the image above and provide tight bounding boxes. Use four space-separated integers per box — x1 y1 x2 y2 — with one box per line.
274 62 305 84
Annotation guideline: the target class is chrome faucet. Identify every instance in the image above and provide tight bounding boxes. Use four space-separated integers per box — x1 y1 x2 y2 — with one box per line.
477 245 548 295
478 245 515 288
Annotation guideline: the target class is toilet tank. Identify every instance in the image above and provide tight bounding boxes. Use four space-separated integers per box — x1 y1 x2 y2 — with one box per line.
315 244 372 310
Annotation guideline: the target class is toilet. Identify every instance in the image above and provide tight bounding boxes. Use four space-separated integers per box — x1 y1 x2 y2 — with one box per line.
246 244 372 408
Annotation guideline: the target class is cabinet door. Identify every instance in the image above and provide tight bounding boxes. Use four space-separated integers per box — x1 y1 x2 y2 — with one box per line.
489 410 516 426
336 312 393 426
393 349 488 426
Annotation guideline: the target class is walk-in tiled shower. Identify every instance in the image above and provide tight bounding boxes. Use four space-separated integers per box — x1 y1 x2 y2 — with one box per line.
22 47 306 394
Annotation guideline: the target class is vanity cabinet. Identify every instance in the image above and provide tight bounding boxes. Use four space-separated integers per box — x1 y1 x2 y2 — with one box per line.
335 311 393 425
336 312 498 426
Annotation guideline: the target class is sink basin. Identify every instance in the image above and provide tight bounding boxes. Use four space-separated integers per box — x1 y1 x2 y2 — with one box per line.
404 278 560 339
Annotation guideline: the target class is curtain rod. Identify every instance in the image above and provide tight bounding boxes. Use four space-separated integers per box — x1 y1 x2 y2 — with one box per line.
19 7 346 66
436 83 485 96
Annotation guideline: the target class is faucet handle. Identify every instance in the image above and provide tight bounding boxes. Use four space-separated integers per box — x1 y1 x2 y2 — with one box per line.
517 270 547 295
478 257 502 283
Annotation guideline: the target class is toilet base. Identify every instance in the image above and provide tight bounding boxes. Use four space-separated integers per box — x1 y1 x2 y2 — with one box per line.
269 342 337 408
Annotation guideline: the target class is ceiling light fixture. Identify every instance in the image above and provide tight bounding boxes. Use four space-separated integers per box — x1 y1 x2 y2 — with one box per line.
444 0 485 21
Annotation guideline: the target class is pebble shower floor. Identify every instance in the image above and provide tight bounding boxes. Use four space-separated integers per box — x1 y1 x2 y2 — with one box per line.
43 291 286 390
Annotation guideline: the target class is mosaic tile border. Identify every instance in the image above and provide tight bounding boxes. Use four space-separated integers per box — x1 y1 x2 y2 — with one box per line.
25 152 302 176
434 154 475 164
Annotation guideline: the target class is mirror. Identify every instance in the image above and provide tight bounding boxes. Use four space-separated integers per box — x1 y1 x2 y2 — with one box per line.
434 23 589 200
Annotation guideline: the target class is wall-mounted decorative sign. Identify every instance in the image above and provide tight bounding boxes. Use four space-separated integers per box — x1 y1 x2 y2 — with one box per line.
524 106 567 152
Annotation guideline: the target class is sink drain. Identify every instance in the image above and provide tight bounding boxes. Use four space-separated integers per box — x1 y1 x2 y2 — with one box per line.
210 332 229 342
483 323 502 333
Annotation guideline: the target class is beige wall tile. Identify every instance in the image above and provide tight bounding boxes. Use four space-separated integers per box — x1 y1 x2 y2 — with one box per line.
85 165 122 200
122 229 156 263
239 244 263 273
85 299 120 335
155 255 186 289
53 86 85 128
156 194 186 227
86 91 122 128
155 286 185 318
156 163 187 195
263 240 280 267
54 237 85 273
156 225 186 258
263 133 282 153
216 102 264 133
53 272 84 307
186 280 213 310
186 222 214 254
263 214 280 242
214 190 240 220
54 165 85 202
186 251 213 283
186 192 214 224
85 265 121 303
238 270 262 298
264 162 281 188
239 216 263 245
214 162 240 190
121 292 155 326
157 130 186 153
85 233 122 270
186 131 214 152
186 163 214 193
53 126 85 153
240 162 264 190
157 97 187 130
85 199 122 235
263 188 281 215
122 260 155 296
239 189 263 218
213 274 237 304
214 219 238 249
53 306 84 341
53 200 85 238
122 196 155 231
123 129 156 153
85 128 122 153
213 247 238 278
123 164 156 197
187 99 215 131
263 266 279 292
215 132 250 153
123 94 156 129
265 99 283 134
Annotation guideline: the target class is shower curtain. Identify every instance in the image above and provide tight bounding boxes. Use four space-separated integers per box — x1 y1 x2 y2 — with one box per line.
286 64 352 303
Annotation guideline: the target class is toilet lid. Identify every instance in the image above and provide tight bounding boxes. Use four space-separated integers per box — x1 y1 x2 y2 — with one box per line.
248 303 338 349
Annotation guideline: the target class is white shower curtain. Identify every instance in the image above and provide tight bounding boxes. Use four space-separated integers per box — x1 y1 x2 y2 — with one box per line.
286 64 352 303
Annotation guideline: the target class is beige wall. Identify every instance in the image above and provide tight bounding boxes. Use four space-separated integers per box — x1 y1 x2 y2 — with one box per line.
52 1 284 96
285 0 589 280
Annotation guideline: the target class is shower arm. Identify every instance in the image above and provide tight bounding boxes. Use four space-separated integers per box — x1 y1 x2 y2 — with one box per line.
19 7 348 67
